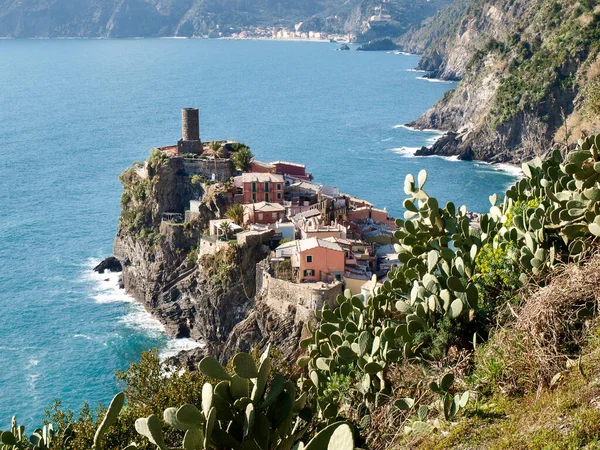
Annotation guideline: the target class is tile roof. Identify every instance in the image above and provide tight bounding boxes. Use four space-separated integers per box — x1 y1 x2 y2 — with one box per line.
298 237 344 253
242 172 284 183
270 160 306 168
275 237 344 253
245 201 286 213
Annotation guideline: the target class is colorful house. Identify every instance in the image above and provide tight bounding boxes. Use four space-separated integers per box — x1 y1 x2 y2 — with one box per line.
274 238 345 283
243 202 286 225
249 160 313 181
271 161 313 180
242 173 284 204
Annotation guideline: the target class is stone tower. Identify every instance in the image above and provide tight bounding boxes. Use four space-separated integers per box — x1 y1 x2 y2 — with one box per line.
177 108 202 154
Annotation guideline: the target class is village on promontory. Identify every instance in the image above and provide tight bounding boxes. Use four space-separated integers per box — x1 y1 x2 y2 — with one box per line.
108 107 401 364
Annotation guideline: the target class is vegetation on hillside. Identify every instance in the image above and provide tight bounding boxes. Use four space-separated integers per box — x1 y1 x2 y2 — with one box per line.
6 134 600 448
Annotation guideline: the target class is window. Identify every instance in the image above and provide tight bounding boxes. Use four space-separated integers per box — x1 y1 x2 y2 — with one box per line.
306 255 313 263
335 274 342 281
303 269 315 277
252 193 257 202
264 182 269 191
252 182 257 192
272 212 278 220
265 193 269 202
258 213 263 221
277 183 282 190
277 192 282 200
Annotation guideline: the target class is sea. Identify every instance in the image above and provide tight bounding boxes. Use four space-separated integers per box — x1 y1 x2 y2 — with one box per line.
0 38 519 426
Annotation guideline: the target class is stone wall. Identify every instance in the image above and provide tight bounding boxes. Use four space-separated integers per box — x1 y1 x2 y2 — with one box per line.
255 262 342 323
199 236 231 256
181 158 233 181
236 229 273 247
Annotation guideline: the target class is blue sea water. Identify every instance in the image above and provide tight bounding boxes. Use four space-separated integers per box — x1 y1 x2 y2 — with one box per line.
0 39 518 426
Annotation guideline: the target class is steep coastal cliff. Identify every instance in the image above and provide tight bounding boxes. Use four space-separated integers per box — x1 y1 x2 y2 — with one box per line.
111 149 327 366
399 0 600 163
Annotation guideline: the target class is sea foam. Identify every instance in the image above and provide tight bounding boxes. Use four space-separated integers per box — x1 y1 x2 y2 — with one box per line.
85 259 203 359
391 147 419 157
416 76 454 84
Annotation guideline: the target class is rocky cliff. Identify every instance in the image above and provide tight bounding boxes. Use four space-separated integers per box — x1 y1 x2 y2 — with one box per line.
0 0 450 39
399 0 600 163
112 151 317 367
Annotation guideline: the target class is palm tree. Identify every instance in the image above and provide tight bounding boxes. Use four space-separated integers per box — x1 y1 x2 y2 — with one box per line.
225 203 245 226
219 221 233 240
231 145 254 172
205 141 225 178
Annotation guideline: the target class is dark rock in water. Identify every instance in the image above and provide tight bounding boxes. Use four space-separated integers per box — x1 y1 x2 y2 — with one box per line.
414 146 435 156
93 256 122 274
339 44 350 51
459 147 475 161
118 276 125 289
414 131 462 159
166 347 205 371
356 38 399 52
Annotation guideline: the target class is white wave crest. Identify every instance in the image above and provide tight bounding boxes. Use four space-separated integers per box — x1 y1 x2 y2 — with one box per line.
84 258 205 361
493 163 523 178
416 76 454 84
160 339 205 359
391 147 419 157
393 124 444 134
73 334 93 340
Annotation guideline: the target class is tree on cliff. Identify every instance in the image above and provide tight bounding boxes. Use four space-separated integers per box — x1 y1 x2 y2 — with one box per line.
231 144 254 172
205 141 226 176
225 203 245 226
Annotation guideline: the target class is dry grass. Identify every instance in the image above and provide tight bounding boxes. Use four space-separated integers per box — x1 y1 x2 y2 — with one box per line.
515 255 600 382
476 254 600 396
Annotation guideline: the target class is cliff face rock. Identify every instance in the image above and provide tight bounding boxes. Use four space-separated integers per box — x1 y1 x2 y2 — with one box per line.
113 153 313 367
400 0 600 163
115 155 245 339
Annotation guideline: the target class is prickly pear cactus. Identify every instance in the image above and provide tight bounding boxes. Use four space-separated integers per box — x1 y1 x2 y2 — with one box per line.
130 346 354 450
301 135 600 422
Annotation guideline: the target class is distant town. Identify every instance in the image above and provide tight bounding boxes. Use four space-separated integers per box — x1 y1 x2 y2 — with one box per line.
220 26 354 43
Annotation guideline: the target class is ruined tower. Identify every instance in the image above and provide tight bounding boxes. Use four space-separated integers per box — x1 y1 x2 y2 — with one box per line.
177 108 202 154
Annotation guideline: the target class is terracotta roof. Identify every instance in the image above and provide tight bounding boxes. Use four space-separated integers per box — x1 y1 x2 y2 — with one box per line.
298 237 344 253
270 160 306 169
242 172 284 183
251 160 275 169
275 237 344 253
245 202 285 213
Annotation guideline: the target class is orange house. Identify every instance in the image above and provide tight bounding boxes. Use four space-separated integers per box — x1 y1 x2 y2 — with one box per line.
242 173 284 204
294 238 345 283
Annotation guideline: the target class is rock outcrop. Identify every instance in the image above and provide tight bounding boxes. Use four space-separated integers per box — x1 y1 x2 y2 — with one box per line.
93 256 122 274
398 0 600 163
112 153 322 368
356 38 398 51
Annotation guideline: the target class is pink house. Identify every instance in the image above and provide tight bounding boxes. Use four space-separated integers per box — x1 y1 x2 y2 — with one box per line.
276 238 345 283
298 238 345 282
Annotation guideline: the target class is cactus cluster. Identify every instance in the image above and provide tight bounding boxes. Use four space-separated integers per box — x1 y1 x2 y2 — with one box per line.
117 347 352 450
300 135 600 424
0 417 75 450
298 286 402 419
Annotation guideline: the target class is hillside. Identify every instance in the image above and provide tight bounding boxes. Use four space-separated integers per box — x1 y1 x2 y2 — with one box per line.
0 0 450 39
398 0 600 164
